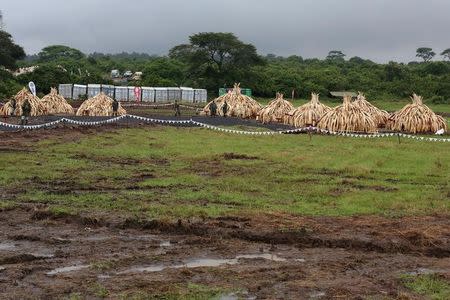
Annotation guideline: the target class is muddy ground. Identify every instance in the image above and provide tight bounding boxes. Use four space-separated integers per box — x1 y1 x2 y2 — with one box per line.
0 205 449 299
1 122 449 299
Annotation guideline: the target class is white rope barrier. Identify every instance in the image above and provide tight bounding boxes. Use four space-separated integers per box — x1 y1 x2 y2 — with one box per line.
121 103 174 108
0 115 449 142
190 120 450 142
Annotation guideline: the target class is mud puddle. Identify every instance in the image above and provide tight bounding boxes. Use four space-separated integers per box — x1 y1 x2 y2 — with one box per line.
46 264 90 276
0 242 16 251
0 239 55 258
118 253 291 274
57 233 173 247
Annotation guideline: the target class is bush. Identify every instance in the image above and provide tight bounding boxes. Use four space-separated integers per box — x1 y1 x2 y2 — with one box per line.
0 69 21 100
78 94 88 101
428 95 450 104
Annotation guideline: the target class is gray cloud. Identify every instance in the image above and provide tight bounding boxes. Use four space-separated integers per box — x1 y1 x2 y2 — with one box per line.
2 0 449 62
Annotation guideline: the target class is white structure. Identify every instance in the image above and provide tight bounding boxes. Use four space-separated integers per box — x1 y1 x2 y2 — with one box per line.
72 84 87 100
167 87 181 101
115 86 128 101
58 84 73 99
102 84 115 98
87 84 101 98
141 87 155 102
194 89 208 103
111 70 120 78
132 72 143 81
181 87 194 102
154 88 168 102
57 84 207 102
13 66 39 77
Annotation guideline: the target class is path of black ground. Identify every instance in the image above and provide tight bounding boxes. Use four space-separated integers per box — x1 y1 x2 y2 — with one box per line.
0 115 294 132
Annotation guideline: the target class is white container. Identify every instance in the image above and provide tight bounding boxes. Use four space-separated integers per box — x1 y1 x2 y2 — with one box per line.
181 87 194 102
102 84 115 98
58 84 73 99
72 84 87 100
167 87 181 101
115 86 128 101
194 89 208 103
141 87 155 102
87 84 101 98
154 88 168 102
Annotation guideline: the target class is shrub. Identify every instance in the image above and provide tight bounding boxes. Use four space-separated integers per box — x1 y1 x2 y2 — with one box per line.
428 95 450 104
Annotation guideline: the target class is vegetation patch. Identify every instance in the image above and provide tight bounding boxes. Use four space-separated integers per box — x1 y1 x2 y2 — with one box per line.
401 274 450 300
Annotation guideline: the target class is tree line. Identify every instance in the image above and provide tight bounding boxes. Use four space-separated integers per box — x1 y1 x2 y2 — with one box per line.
1 30 450 104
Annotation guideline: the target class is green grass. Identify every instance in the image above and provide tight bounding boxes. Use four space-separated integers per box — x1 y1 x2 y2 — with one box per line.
401 274 450 300
0 126 449 219
117 283 226 300
255 97 450 114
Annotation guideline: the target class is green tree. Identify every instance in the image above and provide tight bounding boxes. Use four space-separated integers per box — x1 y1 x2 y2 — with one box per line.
422 62 449 76
326 50 346 61
0 30 26 69
140 58 187 87
0 69 21 99
441 48 450 60
416 47 435 62
17 64 72 94
38 45 85 62
385 62 404 81
169 32 263 92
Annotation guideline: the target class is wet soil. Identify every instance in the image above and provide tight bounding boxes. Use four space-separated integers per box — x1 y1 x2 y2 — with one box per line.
0 207 449 299
1 111 449 298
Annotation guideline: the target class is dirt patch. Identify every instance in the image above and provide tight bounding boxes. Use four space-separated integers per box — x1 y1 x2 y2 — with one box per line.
0 125 123 148
23 208 450 259
7 234 42 242
31 209 105 227
189 155 259 178
222 152 260 160
340 179 399 192
0 253 46 265
0 208 449 298
71 153 169 167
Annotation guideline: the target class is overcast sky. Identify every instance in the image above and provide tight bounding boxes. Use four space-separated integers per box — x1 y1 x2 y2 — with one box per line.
1 0 449 62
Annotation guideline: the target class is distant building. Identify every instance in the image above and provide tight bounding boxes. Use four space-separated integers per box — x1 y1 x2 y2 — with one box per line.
132 72 143 81
329 91 357 98
13 66 39 76
123 71 133 78
111 69 120 78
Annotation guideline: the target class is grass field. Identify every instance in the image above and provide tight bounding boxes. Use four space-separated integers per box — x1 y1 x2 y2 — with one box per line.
1 126 449 219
